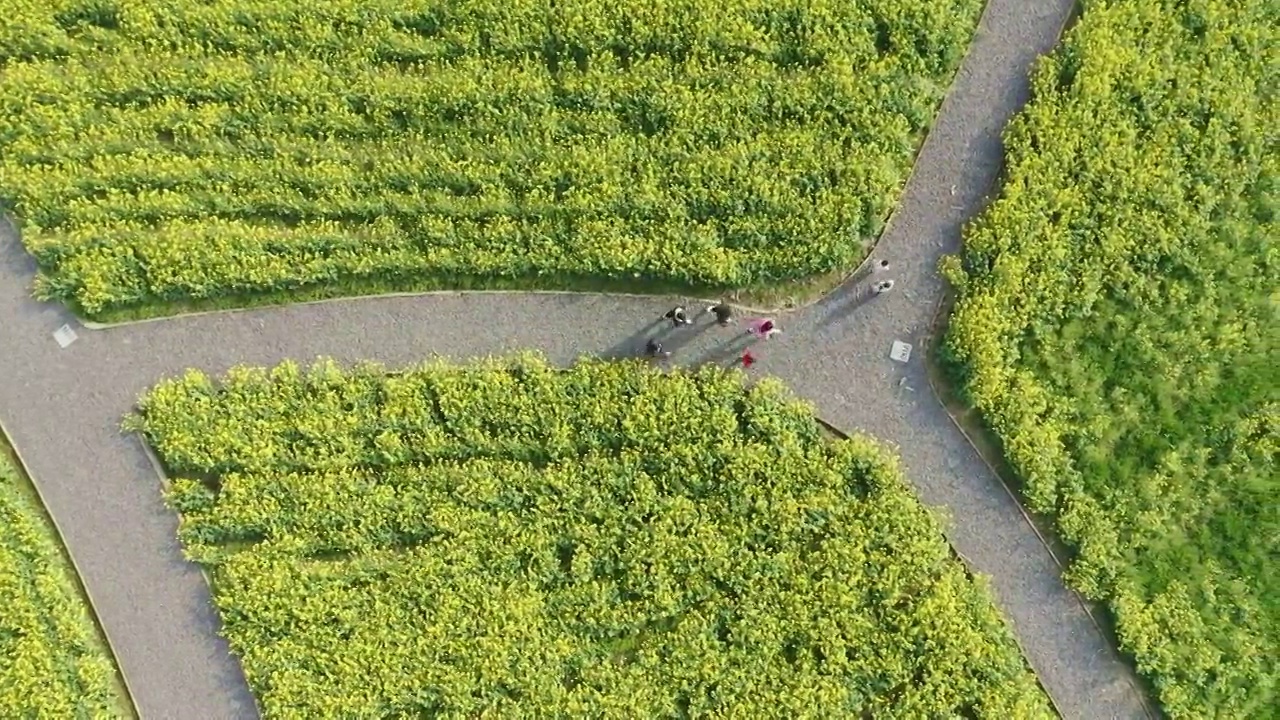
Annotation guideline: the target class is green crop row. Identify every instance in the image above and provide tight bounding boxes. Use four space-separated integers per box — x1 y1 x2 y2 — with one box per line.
941 0 1277 716
0 444 125 717
129 356 1052 718
0 0 982 318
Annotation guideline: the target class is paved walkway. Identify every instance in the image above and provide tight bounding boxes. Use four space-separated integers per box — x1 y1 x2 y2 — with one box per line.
0 0 1153 717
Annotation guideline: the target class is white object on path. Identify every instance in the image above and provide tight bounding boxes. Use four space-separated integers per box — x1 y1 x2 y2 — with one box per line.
889 340 913 363
53 324 78 348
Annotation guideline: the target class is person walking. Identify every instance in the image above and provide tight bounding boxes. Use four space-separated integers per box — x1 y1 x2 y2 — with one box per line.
706 302 734 325
746 318 781 339
663 305 692 326
872 259 890 274
873 279 895 295
645 338 671 358
740 350 757 369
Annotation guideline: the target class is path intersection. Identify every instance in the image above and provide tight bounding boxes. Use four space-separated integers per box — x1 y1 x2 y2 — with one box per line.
0 0 1152 716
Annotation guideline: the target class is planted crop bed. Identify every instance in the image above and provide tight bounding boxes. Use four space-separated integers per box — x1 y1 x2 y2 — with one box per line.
0 0 981 319
943 0 1277 715
0 447 125 716
131 356 1050 717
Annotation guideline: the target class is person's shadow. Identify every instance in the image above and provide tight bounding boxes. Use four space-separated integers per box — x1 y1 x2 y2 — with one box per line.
601 316 710 360
691 330 757 367
600 317 668 359
817 284 881 329
661 317 722 354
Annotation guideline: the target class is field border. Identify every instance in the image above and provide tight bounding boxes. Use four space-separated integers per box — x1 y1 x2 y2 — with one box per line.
131 433 266 719
922 291 1163 720
814 416 1065 719
71 249 894 330
0 418 140 720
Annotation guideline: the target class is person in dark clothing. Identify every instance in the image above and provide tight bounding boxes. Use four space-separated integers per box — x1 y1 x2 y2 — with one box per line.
645 338 671 358
663 306 692 326
707 303 733 325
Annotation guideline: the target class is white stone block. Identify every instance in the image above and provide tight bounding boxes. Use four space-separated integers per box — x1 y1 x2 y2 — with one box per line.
53 324 78 348
889 340 912 363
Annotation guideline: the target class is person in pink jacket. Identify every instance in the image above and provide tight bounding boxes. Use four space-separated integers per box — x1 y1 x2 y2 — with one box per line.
745 318 780 339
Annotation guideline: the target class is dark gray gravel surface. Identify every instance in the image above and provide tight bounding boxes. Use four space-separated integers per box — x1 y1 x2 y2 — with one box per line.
0 0 1153 717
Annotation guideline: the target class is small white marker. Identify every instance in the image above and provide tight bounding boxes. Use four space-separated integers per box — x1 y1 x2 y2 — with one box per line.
889 340 912 363
53 324 78 348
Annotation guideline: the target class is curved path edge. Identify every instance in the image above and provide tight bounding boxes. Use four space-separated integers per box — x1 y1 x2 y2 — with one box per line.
77 287 778 331
813 415 1069 719
0 418 142 719
74 247 880 330
0 0 1154 717
920 297 1161 720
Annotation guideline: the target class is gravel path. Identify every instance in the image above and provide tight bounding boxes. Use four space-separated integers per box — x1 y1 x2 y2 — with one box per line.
0 0 1154 717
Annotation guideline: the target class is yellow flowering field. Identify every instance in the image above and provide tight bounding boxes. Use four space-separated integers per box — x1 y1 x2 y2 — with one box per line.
0 0 982 318
130 356 1051 717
